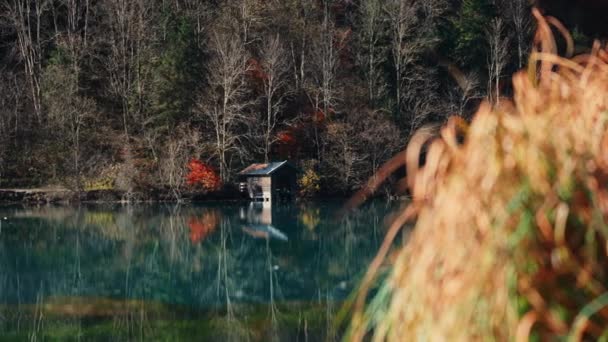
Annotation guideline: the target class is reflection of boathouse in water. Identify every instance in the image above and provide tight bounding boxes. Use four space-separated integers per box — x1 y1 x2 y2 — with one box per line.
238 161 297 202
240 201 288 241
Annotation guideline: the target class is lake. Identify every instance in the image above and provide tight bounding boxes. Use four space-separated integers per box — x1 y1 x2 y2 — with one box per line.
0 200 400 341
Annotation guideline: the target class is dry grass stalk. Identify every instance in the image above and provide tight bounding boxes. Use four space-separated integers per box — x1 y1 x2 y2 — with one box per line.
350 9 608 341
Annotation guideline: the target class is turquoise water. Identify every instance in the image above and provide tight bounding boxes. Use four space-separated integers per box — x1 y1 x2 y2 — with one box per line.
0 200 398 341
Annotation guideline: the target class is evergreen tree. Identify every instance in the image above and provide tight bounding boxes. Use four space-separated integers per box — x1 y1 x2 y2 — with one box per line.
449 0 497 67
149 10 205 128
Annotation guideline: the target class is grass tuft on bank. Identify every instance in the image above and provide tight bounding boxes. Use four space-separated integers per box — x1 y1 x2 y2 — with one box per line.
351 9 608 341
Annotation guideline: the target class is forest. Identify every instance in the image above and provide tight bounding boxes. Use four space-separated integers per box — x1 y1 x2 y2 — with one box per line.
0 0 595 198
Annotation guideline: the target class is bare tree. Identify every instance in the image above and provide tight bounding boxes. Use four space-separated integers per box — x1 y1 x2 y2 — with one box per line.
486 18 510 106
3 0 50 122
160 139 187 200
63 0 91 51
325 122 366 191
356 0 388 105
457 72 482 116
307 0 343 160
178 0 213 49
40 0 97 189
311 0 341 116
383 0 448 134
0 71 21 138
41 60 95 190
437 56 483 119
158 125 202 200
258 35 291 162
0 71 21 179
236 0 263 45
60 0 90 99
405 74 441 136
357 109 401 175
103 0 152 137
385 0 425 120
324 109 401 191
198 31 252 181
287 0 315 90
212 0 263 46
504 0 532 69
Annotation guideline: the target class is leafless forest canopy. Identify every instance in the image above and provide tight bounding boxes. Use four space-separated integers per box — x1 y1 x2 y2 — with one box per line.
0 0 595 196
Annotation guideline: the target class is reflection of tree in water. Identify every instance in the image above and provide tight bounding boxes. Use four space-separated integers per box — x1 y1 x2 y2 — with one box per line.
266 236 285 342
0 201 398 340
216 220 233 315
299 204 321 238
187 210 221 244
211 219 251 341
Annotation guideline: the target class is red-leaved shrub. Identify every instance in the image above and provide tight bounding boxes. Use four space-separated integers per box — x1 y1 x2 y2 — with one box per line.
186 158 221 191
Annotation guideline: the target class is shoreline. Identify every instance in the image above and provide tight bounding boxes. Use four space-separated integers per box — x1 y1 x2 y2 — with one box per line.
0 188 243 205
0 188 406 206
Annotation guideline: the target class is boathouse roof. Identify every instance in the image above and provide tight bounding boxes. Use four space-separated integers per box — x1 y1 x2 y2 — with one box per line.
238 161 296 176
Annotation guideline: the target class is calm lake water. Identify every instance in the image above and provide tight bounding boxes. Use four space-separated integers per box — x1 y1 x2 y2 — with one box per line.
0 200 399 341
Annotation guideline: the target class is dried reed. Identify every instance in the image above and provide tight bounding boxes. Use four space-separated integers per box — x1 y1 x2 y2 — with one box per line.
350 9 608 341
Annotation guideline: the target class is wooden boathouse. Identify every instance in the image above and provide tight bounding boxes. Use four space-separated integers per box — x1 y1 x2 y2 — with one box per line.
238 161 297 201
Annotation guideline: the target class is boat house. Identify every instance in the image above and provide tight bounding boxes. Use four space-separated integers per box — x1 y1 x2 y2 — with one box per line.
238 161 298 201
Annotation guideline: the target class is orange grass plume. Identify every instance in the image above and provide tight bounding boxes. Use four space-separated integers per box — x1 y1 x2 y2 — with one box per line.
349 9 608 341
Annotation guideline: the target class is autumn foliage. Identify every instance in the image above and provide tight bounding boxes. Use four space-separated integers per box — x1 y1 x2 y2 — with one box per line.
246 58 268 82
186 158 221 191
276 130 296 145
